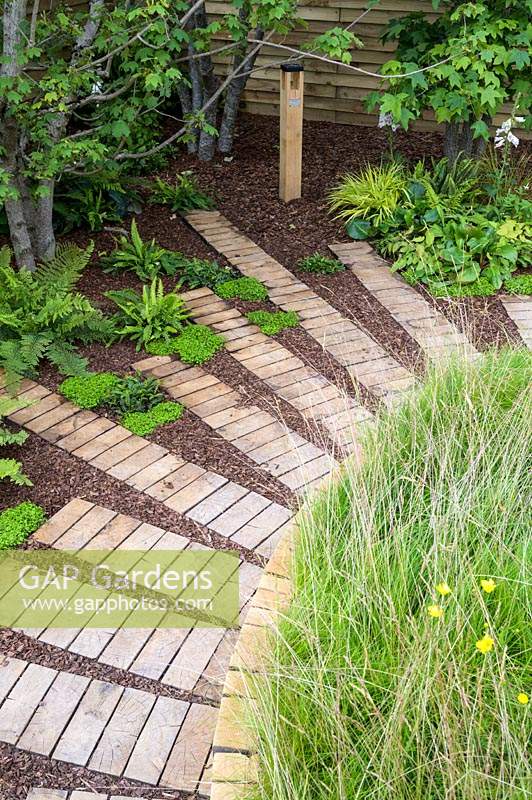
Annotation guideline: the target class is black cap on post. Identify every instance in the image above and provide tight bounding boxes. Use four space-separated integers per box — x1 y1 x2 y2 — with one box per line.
281 62 304 73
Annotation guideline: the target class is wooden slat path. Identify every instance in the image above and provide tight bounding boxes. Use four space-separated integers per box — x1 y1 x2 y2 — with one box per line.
180 287 372 451
0 376 292 559
16 499 262 699
500 295 532 349
27 792 168 800
0 657 216 795
134 354 336 494
185 211 415 403
331 241 479 361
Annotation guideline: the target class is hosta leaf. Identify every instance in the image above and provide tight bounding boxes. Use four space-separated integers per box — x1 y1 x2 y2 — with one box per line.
346 219 371 240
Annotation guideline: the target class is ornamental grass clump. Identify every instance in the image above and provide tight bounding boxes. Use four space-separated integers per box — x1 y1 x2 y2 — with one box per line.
249 348 531 800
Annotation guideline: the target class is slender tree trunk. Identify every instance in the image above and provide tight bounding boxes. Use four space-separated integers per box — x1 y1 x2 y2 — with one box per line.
34 180 56 261
218 28 263 154
195 0 219 161
1 120 36 270
176 84 197 154
444 120 488 163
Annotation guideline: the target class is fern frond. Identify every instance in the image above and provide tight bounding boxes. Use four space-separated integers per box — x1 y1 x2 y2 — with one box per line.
0 245 12 269
46 341 88 376
0 458 32 486
35 242 94 292
0 425 29 447
0 339 36 385
0 396 30 419
19 333 52 371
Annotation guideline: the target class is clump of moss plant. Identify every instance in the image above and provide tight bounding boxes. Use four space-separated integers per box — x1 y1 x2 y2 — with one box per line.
215 276 268 302
0 502 46 549
429 278 497 298
59 372 120 408
146 324 224 363
174 324 224 364
297 253 345 275
121 401 184 436
504 274 532 295
247 310 299 336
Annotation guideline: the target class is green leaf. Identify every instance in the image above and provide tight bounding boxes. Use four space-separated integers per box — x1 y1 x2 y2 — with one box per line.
471 120 490 140
346 219 371 240
111 120 130 139
455 264 481 284
480 85 499 109
496 244 518 263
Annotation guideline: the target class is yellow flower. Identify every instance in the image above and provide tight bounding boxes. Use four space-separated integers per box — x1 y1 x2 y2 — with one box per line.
428 604 444 619
476 634 495 654
436 582 451 596
517 693 529 705
480 578 497 593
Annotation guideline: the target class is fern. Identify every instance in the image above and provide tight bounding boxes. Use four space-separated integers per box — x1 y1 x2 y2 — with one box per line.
34 242 94 292
0 398 30 484
0 243 108 386
0 396 30 444
0 458 32 486
47 342 88 375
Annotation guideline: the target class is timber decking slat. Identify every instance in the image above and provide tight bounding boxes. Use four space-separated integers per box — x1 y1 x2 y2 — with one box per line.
331 242 478 361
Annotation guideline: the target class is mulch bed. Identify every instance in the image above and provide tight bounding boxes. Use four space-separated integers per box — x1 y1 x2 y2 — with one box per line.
165 113 526 350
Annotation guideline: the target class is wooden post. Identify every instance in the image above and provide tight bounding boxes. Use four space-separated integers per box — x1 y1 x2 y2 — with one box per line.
279 63 304 202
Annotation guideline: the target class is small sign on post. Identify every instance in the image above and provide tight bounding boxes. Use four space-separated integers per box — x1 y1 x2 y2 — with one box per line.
279 63 304 202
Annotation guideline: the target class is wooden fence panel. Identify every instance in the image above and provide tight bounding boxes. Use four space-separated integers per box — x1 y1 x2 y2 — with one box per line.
207 0 528 134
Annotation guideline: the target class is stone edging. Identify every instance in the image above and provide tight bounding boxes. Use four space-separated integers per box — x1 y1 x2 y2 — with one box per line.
209 514 295 799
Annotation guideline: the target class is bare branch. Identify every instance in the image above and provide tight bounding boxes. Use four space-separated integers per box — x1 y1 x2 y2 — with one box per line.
247 39 454 79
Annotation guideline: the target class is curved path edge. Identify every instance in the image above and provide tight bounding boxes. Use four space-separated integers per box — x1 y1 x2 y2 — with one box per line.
209 502 297 799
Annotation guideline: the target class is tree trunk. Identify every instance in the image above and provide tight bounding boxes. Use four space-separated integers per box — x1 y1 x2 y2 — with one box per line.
1 120 36 270
34 180 56 261
195 0 219 161
217 28 263 154
444 121 488 163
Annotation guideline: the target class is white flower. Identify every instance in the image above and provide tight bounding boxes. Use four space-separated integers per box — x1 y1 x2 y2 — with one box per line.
378 110 399 132
91 81 103 95
494 116 522 149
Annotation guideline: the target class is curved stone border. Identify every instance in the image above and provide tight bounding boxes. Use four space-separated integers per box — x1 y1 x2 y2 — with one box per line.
209 511 295 799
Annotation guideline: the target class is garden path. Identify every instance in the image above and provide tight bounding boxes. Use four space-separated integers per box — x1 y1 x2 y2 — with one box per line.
500 295 532 349
0 219 525 800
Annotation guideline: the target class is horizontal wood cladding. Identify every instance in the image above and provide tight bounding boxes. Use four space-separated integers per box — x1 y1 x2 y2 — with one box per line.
207 0 527 134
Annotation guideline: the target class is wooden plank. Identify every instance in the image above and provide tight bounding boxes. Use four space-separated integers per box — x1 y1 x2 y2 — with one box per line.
162 627 226 690
160 703 218 791
124 695 188 785
0 657 27 701
0 662 57 744
89 687 156 776
53 679 124 765
18 671 90 755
